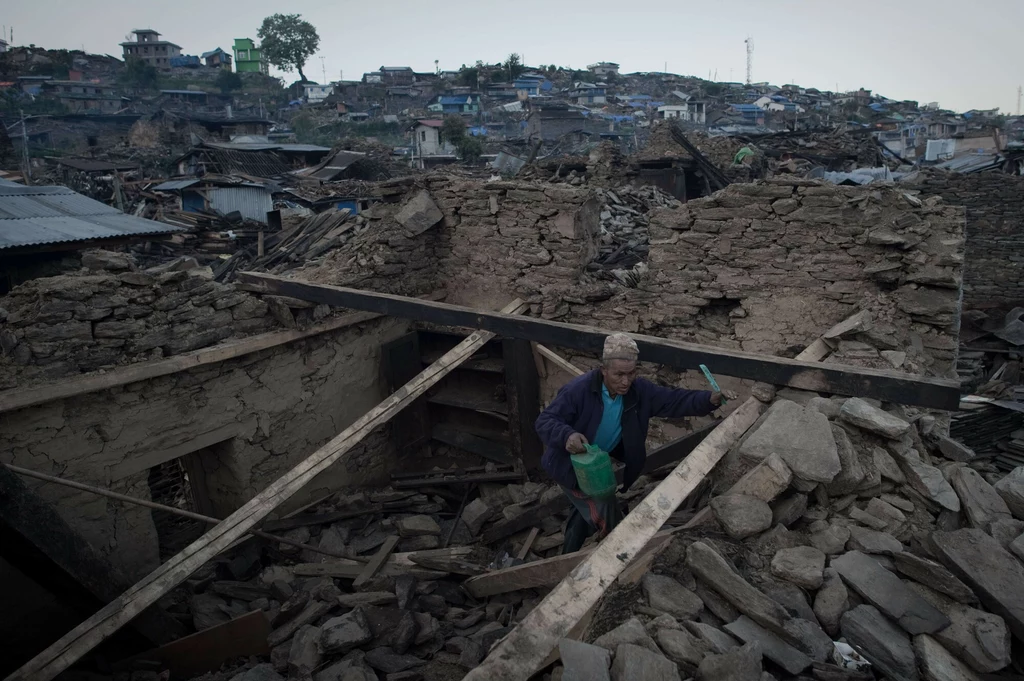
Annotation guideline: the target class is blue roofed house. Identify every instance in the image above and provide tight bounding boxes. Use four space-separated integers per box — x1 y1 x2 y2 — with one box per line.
427 94 481 114
568 82 606 106
753 95 805 113
201 48 232 69
728 103 766 125
514 72 551 97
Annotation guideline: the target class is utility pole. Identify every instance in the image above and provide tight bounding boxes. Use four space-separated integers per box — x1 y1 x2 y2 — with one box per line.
1017 85 1021 116
19 109 31 185
320 56 326 83
745 36 753 85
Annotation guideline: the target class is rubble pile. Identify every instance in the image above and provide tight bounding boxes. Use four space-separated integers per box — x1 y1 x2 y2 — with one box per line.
591 185 679 287
565 389 1024 681
0 250 285 387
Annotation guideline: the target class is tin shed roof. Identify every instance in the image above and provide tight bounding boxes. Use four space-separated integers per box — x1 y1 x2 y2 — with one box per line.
0 183 182 251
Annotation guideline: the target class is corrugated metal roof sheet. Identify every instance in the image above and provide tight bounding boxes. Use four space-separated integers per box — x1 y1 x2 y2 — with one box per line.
207 186 273 223
152 179 200 191
0 184 182 250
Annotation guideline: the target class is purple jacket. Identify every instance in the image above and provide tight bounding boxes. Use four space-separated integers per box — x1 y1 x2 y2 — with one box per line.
535 369 716 491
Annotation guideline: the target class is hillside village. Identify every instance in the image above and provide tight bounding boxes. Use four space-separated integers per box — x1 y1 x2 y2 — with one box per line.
4 13 1024 681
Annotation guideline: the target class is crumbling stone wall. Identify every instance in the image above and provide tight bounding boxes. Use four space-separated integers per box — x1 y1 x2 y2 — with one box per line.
0 251 279 388
0 317 409 579
912 171 1024 311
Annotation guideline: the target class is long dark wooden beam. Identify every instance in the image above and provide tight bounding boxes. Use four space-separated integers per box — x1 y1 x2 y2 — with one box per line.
236 273 961 410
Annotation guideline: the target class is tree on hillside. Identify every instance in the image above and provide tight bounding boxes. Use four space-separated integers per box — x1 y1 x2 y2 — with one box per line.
503 53 524 80
441 115 466 146
458 65 479 89
258 13 320 82
119 58 159 91
215 69 243 94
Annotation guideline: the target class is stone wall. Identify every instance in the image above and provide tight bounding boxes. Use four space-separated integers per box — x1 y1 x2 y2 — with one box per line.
0 317 409 579
911 171 1024 311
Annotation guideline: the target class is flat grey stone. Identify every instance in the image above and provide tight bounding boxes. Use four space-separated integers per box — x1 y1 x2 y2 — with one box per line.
770 547 825 589
461 498 493 536
657 627 709 667
321 608 373 654
684 621 740 654
832 551 950 635
364 647 426 674
313 658 376 681
994 466 1024 520
874 447 906 483
806 396 843 419
696 641 763 681
686 542 791 634
931 528 1024 642
780 617 834 663
230 664 284 681
840 605 919 681
724 616 811 675
813 568 849 637
761 581 816 622
559 638 611 681
826 425 865 495
989 518 1024 549
593 616 660 654
865 497 907 532
1011 533 1024 563
809 523 851 555
933 434 976 463
740 400 841 483
903 460 961 512
395 190 443 235
396 515 441 537
892 552 977 605
849 506 889 531
905 580 1011 674
913 634 983 681
710 494 773 539
847 525 903 555
949 466 1011 530
839 398 911 440
610 643 681 681
288 624 322 677
642 573 703 620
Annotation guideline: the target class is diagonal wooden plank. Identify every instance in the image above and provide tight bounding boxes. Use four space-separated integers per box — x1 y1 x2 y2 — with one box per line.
462 397 765 681
235 273 961 410
352 536 399 589
4 299 528 681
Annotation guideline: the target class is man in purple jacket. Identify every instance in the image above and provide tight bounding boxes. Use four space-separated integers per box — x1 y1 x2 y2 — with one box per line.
535 333 734 553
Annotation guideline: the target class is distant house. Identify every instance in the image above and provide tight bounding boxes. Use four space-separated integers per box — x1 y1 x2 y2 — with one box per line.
926 119 967 138
43 81 123 114
853 88 873 107
657 102 706 124
233 38 268 75
380 67 415 85
753 95 806 114
485 83 517 98
587 62 620 77
201 48 232 69
0 38 8 54
727 103 766 125
17 76 53 95
410 119 456 168
514 73 551 97
120 29 181 70
527 104 588 141
303 83 334 104
161 90 210 105
153 178 274 223
568 82 606 106
363 72 383 84
427 94 481 114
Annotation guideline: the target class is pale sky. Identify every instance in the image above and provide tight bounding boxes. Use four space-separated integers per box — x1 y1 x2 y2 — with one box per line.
3 0 1022 113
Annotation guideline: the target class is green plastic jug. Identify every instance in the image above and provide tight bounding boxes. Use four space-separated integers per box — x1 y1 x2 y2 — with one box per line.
571 444 618 499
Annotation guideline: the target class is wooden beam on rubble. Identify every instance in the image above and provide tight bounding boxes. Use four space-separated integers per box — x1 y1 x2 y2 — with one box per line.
461 397 766 681
4 299 528 681
236 273 962 410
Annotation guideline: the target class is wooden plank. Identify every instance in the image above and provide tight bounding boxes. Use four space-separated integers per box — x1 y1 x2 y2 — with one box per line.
480 494 570 545
517 528 541 560
113 611 269 678
0 310 380 415
352 536 399 589
260 505 383 533
462 397 764 681
110 421 252 480
534 343 585 377
235 273 961 410
432 423 513 465
4 299 528 681
504 338 543 469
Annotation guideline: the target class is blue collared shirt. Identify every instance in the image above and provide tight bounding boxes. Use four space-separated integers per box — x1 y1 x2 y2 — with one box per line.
592 384 623 452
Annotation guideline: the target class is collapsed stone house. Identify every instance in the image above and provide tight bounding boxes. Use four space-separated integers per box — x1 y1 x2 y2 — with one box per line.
0 173 983 679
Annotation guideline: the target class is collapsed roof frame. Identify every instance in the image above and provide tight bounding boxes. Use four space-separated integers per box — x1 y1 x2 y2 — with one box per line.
8 277 961 680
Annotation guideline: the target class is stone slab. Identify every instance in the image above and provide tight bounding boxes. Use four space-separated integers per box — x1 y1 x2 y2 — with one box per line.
724 616 811 675
840 605 919 681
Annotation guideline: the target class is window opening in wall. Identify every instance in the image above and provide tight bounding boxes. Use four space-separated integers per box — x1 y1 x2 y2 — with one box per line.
147 457 206 559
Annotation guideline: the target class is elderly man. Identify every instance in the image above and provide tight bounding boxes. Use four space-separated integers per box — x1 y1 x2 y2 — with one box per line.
535 333 734 554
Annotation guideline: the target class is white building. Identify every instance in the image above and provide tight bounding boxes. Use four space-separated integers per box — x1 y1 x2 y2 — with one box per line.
657 102 706 124
410 120 455 167
587 61 619 77
303 83 334 104
0 38 8 54
752 96 806 113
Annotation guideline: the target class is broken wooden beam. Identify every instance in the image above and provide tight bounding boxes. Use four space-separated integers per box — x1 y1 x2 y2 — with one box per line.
6 299 528 681
352 536 399 589
462 397 765 680
533 343 585 377
236 273 961 410
480 493 570 545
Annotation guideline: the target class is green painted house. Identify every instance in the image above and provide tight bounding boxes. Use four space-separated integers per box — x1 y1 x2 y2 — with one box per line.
233 38 268 74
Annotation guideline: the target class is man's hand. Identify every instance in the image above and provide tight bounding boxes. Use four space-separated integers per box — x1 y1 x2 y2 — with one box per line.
710 389 739 406
566 432 589 454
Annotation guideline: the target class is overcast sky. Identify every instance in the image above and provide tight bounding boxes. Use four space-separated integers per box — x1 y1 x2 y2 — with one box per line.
4 0 1021 113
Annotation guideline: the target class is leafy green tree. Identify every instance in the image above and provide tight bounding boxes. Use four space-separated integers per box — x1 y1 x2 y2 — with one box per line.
441 115 466 145
503 53 524 80
458 66 479 89
258 13 320 82
119 58 159 91
456 136 483 163
215 69 243 94
704 82 723 96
